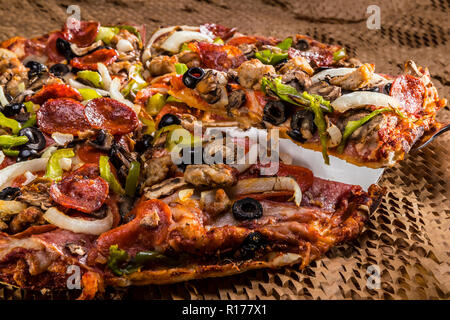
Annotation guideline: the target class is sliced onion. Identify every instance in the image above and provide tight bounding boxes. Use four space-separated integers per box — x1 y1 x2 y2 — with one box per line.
0 86 9 107
230 177 302 206
160 31 213 53
97 63 112 90
143 25 200 62
70 40 102 56
23 171 37 186
326 122 342 147
0 150 4 166
331 91 400 113
51 132 74 146
0 200 27 216
43 207 113 235
117 39 134 52
178 188 194 201
109 77 141 114
68 79 109 96
312 67 388 85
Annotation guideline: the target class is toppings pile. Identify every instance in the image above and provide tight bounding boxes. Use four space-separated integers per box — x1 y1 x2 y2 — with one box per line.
0 20 444 299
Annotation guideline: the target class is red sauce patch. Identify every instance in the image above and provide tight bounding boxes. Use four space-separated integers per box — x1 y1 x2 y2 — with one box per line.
194 42 246 71
49 164 109 214
390 74 426 117
84 97 139 134
64 21 100 47
29 83 82 105
70 48 118 71
37 98 90 135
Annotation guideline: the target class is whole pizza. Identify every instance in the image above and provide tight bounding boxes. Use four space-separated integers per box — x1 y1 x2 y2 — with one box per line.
0 21 446 299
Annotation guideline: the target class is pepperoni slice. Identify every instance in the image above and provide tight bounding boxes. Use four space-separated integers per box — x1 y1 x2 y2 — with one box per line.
50 164 109 214
29 83 82 105
37 98 90 135
77 144 106 164
390 74 426 117
64 21 100 47
45 31 67 63
70 48 118 71
84 97 139 134
227 35 278 47
194 42 246 71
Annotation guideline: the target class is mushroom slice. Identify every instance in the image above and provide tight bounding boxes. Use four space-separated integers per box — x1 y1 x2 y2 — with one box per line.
144 177 188 200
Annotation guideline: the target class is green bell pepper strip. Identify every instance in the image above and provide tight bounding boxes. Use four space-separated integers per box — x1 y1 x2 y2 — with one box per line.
2 148 19 157
20 114 37 130
146 93 166 116
78 88 102 101
95 27 119 45
304 93 330 164
0 112 21 135
125 161 141 197
337 107 391 153
255 49 288 65
0 135 28 148
77 70 103 88
213 37 224 45
44 148 75 181
107 245 133 276
174 63 188 75
23 101 38 113
99 155 125 195
107 245 169 276
166 95 182 103
276 37 293 50
139 117 156 134
333 48 346 61
121 80 147 98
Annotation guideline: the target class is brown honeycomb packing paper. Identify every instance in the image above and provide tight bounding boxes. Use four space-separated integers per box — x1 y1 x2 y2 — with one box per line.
0 0 448 300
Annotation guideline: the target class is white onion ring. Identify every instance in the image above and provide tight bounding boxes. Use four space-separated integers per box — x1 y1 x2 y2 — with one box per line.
68 79 109 96
109 78 141 115
97 63 112 90
43 207 113 235
230 177 302 206
331 91 401 113
51 132 74 146
0 86 9 107
160 31 213 53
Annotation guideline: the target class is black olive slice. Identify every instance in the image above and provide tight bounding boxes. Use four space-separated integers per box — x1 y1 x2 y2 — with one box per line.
49 63 70 77
0 187 21 200
17 148 38 162
2 103 25 117
134 134 154 153
238 231 266 259
263 100 288 125
56 38 75 61
18 127 46 151
182 67 206 89
25 61 46 78
294 39 310 51
158 113 181 129
383 82 393 95
289 109 317 142
232 197 263 220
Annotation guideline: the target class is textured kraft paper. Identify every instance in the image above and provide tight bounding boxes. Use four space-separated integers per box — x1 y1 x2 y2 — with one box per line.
0 0 449 300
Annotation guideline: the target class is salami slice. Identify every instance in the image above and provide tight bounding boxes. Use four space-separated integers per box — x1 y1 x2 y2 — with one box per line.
84 97 139 134
49 164 109 214
390 74 426 117
70 48 118 71
29 83 82 105
37 98 91 135
64 21 100 47
194 42 246 71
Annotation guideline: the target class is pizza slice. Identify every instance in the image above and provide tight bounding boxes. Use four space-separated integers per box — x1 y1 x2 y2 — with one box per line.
141 24 447 168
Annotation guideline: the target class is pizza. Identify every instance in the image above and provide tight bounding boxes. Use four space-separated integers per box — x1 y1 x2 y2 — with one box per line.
141 25 447 168
0 20 443 299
